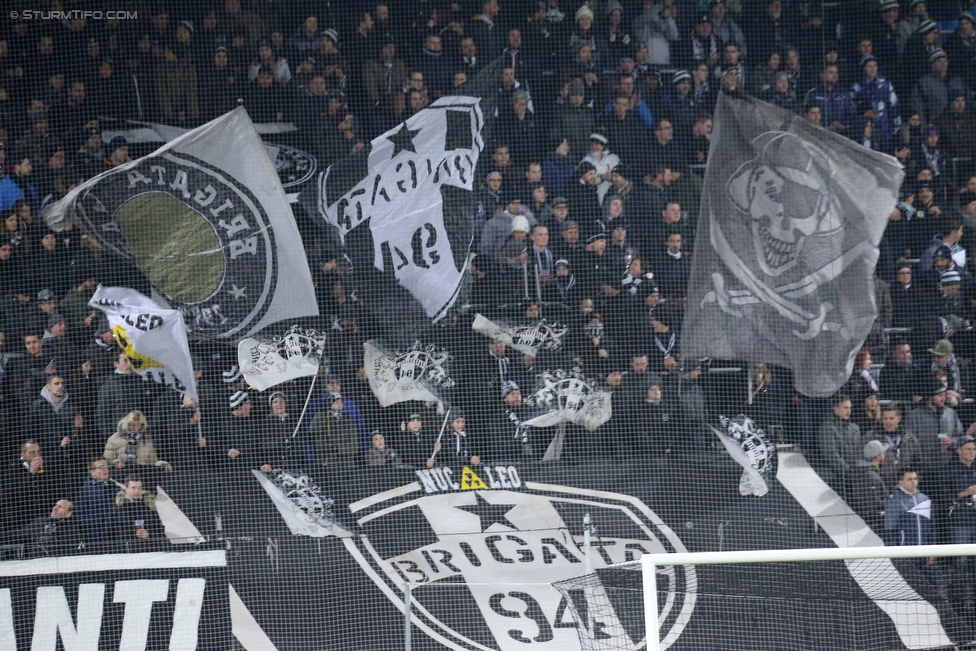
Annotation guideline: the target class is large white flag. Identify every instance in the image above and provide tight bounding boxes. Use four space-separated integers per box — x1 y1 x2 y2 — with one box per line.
89 285 198 401
46 107 318 341
238 325 327 392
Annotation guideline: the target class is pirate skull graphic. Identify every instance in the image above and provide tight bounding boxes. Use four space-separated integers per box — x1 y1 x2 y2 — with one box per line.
727 132 841 277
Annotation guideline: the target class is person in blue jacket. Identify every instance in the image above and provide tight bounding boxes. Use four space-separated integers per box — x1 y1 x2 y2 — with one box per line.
805 63 856 135
0 155 37 215
884 467 937 583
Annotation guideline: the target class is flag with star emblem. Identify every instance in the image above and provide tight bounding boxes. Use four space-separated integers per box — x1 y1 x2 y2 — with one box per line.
301 59 503 347
44 107 319 341
89 285 198 401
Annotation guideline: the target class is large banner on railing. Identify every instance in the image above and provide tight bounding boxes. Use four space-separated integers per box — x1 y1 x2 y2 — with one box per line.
0 550 230 650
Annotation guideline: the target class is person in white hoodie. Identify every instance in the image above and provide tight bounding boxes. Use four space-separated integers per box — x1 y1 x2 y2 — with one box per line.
631 0 679 66
581 132 620 204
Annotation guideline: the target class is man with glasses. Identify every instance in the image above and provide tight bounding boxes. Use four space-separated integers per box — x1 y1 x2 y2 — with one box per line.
73 456 117 545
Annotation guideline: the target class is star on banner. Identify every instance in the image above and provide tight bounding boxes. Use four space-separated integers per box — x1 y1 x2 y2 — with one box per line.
386 124 421 159
458 492 518 532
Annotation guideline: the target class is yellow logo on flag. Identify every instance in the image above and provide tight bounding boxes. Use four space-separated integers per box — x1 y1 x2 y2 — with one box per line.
459 466 489 490
112 325 165 371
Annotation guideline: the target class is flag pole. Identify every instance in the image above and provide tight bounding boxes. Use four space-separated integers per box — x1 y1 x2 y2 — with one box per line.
292 374 318 439
429 407 452 461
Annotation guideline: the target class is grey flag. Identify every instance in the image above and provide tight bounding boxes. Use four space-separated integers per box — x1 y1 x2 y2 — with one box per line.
682 92 904 397
44 107 319 340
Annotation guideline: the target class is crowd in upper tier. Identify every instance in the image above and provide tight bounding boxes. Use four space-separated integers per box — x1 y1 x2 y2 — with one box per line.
2 0 976 608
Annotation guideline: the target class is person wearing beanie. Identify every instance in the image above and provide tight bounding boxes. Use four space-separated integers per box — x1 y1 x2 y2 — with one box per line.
846 439 889 532
912 48 966 125
944 11 976 89
308 392 359 466
581 130 620 204
550 79 597 162
569 5 599 67
901 17 943 89
478 186 537 267
365 430 399 467
896 0 934 60
445 411 482 466
496 213 532 300
395 412 441 469
934 91 976 160
261 391 299 467
563 160 603 231
850 54 900 141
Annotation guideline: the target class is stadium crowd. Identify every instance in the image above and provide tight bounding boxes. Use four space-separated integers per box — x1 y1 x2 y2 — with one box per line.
0 0 975 614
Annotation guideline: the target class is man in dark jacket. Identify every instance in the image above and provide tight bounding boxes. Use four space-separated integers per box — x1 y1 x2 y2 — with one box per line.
846 440 889 532
563 163 602 236
884 468 936 581
943 435 976 606
879 340 919 403
3 440 55 531
96 352 153 433
21 499 82 554
817 393 861 491
112 475 165 544
871 403 922 488
73 456 117 545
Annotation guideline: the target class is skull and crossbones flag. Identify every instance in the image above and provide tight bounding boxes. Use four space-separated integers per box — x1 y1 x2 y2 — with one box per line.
682 92 903 397
301 60 502 348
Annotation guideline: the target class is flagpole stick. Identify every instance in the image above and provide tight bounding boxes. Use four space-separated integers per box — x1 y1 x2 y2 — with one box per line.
429 407 452 461
534 263 542 304
292 374 318 440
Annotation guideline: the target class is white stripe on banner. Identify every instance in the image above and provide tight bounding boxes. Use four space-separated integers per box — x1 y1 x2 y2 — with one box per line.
0 551 226 577
230 584 280 651
777 451 952 649
155 485 207 544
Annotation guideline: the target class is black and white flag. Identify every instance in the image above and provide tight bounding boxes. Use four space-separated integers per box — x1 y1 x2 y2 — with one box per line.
522 368 612 431
303 97 485 346
45 107 319 340
363 340 455 408
90 285 198 401
238 325 327 392
710 414 773 497
471 314 568 357
682 93 903 397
